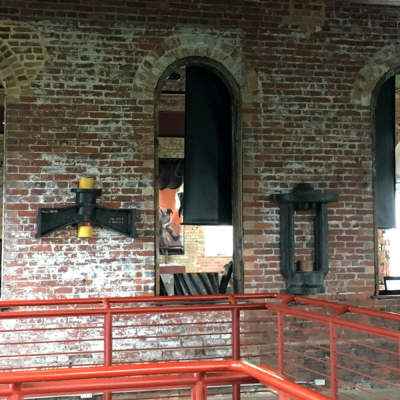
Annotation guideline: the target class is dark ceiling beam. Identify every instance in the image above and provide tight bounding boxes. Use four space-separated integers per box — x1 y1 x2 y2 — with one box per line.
348 0 400 5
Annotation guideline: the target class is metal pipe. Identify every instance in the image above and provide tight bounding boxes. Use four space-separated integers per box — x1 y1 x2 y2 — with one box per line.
230 295 241 400
0 293 281 309
103 300 113 366
0 361 331 400
0 361 234 384
9 383 22 400
267 304 400 340
277 295 292 377
236 361 331 400
329 322 338 400
0 372 254 398
0 303 266 320
103 299 112 400
277 312 285 376
192 372 206 400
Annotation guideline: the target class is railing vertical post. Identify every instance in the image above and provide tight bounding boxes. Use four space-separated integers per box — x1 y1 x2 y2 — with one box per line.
103 299 112 400
278 312 285 376
230 296 240 400
398 337 400 372
232 307 240 360
277 296 294 377
192 372 206 400
329 321 338 400
10 383 22 400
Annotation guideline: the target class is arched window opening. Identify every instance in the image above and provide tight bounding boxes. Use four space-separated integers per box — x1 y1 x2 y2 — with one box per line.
154 60 241 296
376 75 400 294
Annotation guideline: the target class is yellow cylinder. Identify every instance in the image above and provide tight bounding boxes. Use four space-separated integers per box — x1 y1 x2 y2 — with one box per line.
78 225 93 238
79 177 94 189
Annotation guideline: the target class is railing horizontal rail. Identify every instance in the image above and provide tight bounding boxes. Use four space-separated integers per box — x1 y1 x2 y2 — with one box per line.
268 303 400 340
338 336 398 356
0 360 331 400
336 380 395 400
0 349 103 359
0 324 103 332
0 293 284 308
0 303 266 319
0 337 104 346
337 349 399 373
338 363 398 388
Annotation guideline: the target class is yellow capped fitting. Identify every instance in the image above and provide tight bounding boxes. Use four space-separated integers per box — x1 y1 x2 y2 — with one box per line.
78 225 93 238
79 177 95 189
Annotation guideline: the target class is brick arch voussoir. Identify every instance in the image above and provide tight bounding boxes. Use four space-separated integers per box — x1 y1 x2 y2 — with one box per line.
0 38 24 101
133 34 244 99
352 45 400 106
0 20 49 102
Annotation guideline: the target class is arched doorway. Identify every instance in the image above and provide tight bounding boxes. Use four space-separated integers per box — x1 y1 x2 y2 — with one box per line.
153 57 243 295
374 74 400 294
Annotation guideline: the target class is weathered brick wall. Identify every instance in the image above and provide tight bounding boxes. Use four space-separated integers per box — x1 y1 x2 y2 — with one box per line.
0 0 397 308
158 138 184 160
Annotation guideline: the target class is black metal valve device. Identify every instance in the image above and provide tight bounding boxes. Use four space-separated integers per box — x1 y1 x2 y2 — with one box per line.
36 183 136 238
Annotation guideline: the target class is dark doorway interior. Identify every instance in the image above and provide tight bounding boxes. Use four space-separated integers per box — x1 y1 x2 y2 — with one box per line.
156 64 234 295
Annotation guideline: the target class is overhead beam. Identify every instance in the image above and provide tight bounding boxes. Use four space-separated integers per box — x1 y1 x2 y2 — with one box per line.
348 0 400 5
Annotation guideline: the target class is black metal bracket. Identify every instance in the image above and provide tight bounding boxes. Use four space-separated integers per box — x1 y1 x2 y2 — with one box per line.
36 187 137 238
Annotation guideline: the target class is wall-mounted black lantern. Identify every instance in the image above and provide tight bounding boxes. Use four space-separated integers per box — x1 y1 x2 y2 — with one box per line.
272 183 339 295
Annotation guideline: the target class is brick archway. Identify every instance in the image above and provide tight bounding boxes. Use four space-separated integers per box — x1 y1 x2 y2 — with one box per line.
138 31 259 294
351 45 400 106
132 31 260 103
352 46 400 295
132 30 263 294
0 20 49 102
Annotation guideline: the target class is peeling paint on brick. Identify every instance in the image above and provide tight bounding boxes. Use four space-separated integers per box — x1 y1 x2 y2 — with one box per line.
0 1 397 301
282 0 326 39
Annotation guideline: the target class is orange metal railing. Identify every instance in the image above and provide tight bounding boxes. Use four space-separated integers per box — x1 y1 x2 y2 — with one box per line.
0 293 399 399
0 360 331 400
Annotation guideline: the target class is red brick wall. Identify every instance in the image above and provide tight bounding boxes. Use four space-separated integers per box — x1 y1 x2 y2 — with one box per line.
0 0 396 307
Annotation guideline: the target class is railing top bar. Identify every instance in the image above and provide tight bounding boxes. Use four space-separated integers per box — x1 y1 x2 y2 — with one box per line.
0 360 331 400
294 295 400 322
239 361 331 400
347 304 400 322
293 295 350 311
268 303 400 340
0 360 235 383
0 302 267 320
0 297 106 307
1 293 399 325
0 293 284 309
